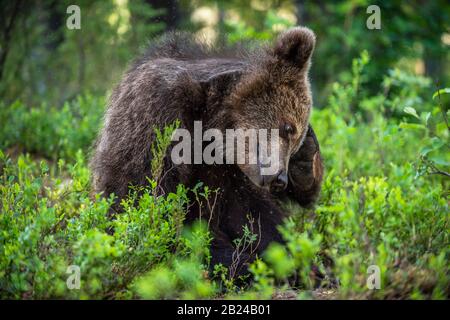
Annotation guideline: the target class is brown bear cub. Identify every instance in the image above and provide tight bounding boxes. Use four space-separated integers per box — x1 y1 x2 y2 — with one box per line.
90 27 323 278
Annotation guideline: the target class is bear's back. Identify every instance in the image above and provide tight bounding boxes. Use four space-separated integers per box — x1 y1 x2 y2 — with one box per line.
128 31 253 83
130 57 246 85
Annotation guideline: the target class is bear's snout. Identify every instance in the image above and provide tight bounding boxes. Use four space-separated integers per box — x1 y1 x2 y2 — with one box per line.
265 170 288 192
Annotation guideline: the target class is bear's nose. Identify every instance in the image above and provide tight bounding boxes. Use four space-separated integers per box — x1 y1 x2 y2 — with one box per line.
270 170 288 192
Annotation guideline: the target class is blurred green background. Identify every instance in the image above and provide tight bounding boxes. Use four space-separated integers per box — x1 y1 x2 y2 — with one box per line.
1 0 449 106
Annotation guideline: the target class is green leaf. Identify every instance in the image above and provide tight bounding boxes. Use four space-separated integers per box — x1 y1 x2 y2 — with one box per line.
403 106 419 118
399 122 426 130
428 156 450 167
420 112 431 125
420 137 447 157
432 88 450 100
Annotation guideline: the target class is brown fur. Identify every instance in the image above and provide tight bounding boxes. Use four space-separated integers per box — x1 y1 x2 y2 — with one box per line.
90 27 323 277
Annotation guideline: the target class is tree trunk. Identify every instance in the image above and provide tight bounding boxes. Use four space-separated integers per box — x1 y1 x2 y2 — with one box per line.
0 0 23 81
146 0 179 31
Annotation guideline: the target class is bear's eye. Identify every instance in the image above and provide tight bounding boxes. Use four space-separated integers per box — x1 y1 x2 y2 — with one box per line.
283 123 295 136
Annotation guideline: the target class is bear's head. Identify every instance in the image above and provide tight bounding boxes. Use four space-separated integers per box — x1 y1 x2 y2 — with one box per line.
201 27 316 192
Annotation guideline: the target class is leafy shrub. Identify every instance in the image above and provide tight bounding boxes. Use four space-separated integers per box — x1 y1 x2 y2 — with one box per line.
0 150 214 299
0 94 105 162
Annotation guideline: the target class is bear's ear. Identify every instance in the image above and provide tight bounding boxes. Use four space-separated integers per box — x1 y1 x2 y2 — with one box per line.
273 27 316 69
200 69 243 95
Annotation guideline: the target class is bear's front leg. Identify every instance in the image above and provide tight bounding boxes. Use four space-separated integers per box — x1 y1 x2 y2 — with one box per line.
208 195 285 282
209 230 253 281
283 125 324 206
